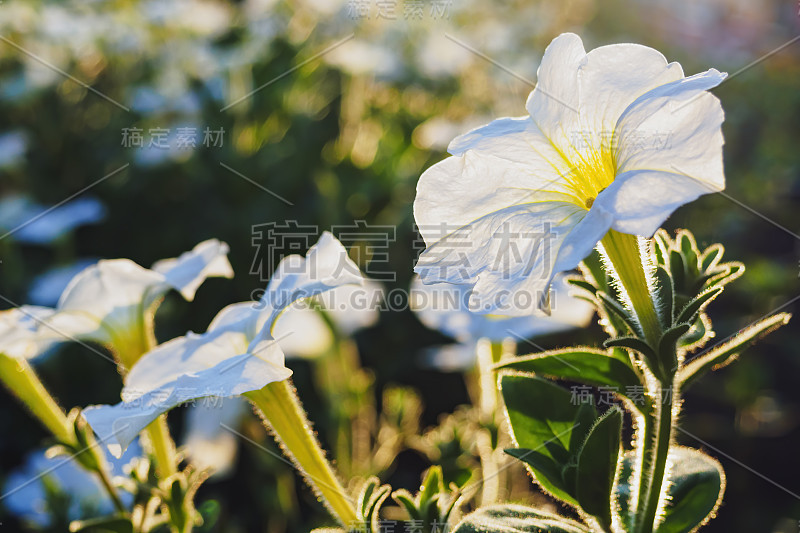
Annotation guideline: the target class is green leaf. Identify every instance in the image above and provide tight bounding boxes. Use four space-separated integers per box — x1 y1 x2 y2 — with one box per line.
614 448 725 533
357 477 392 531
566 278 598 296
500 374 592 506
699 243 723 272
580 250 608 292
679 313 791 389
655 447 725 533
678 316 708 350
575 407 622 530
604 337 656 361
654 266 674 325
597 292 638 335
505 449 576 505
310 529 346 533
197 500 221 531
669 250 687 292
496 349 640 397
677 231 700 278
452 505 591 533
657 323 691 376
68 516 134 533
675 287 723 325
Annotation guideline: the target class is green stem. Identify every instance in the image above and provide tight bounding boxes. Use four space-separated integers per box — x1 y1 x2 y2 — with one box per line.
246 379 357 527
636 387 674 533
600 230 662 347
135 321 179 482
600 230 675 532
144 415 178 479
0 354 72 443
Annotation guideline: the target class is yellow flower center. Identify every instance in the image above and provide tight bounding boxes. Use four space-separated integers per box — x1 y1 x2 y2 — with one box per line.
559 137 617 210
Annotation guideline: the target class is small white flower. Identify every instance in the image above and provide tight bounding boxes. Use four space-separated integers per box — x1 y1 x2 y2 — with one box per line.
83 232 364 457
411 275 593 371
1 240 234 367
414 33 726 315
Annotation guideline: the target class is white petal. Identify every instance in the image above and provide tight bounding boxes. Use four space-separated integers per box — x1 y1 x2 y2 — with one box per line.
258 231 364 331
151 239 234 301
411 273 594 342
575 42 684 137
53 241 234 347
273 304 334 359
122 303 259 400
85 350 291 457
184 396 247 477
415 202 593 316
614 69 726 186
525 33 585 144
316 279 383 335
55 259 165 345
410 278 475 343
447 116 568 172
414 151 576 248
594 169 720 236
0 306 59 359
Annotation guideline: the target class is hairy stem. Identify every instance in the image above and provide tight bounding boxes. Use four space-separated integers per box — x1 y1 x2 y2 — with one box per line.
600 230 662 347
144 415 178 479
637 384 674 533
246 379 357 526
0 354 72 443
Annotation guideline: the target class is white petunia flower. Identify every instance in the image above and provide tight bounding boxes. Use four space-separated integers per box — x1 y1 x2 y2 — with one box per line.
83 232 364 458
1 240 234 368
414 33 726 315
411 274 593 371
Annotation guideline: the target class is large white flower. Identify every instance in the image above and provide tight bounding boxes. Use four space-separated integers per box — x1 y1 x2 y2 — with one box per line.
83 232 364 457
411 275 593 371
0 240 233 368
414 33 725 315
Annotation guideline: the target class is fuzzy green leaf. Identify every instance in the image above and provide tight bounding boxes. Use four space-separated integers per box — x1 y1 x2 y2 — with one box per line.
676 287 723 325
597 292 639 335
500 374 592 506
669 250 687 292
604 336 656 361
679 313 791 389
654 266 674 325
566 278 598 296
576 407 622 530
452 505 592 533
655 447 725 533
614 447 724 533
496 349 640 397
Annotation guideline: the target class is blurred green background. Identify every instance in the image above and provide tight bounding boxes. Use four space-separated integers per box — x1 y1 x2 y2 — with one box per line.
0 0 798 531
